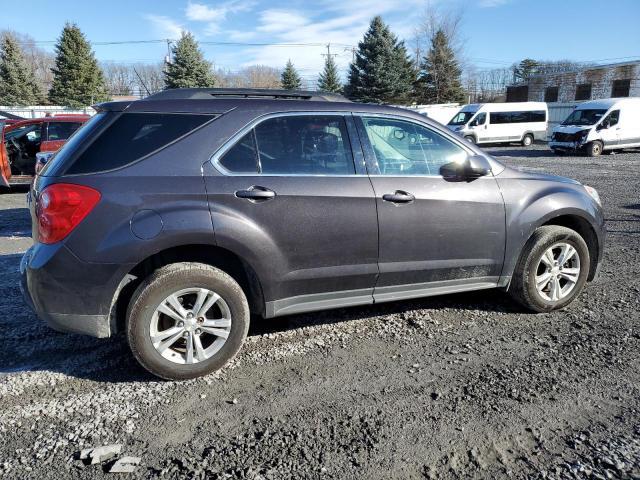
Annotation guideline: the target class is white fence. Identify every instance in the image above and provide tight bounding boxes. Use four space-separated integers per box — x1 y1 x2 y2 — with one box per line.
0 105 96 119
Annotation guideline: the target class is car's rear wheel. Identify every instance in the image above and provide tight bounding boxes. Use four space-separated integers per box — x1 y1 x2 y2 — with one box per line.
127 262 249 380
586 140 603 157
509 226 590 312
521 133 534 147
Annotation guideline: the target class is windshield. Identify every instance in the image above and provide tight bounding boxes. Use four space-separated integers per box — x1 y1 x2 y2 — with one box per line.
562 109 607 126
448 111 477 126
40 112 109 176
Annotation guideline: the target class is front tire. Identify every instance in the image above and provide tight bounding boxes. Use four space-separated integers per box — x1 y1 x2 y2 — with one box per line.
521 133 534 147
127 262 249 380
464 135 476 144
586 140 603 157
509 226 590 312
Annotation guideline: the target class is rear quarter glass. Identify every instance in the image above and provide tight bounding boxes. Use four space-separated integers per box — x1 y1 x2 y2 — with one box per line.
63 112 216 175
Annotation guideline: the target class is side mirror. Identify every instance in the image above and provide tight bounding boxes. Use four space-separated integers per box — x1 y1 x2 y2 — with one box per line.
440 154 491 181
597 121 609 130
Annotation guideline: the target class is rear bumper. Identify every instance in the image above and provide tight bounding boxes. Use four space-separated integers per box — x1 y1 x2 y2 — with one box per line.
20 244 132 338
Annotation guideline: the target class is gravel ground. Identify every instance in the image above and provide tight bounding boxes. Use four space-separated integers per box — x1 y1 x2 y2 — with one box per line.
0 145 639 479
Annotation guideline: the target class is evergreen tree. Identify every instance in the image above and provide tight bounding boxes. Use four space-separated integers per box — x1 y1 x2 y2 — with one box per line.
513 58 539 82
345 16 415 104
164 32 216 89
281 60 302 90
317 54 342 93
415 29 465 104
48 23 108 107
0 33 43 105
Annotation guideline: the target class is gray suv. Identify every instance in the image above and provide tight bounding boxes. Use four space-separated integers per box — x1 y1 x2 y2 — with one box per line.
21 89 605 380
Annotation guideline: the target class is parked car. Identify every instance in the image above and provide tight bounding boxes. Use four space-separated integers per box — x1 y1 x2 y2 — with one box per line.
446 102 548 146
0 114 89 186
549 97 640 156
20 88 605 380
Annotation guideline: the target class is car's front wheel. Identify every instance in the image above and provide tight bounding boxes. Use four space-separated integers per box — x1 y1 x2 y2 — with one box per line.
509 226 590 312
127 262 249 380
586 140 603 157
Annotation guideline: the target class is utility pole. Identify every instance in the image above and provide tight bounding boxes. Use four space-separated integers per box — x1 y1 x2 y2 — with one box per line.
165 39 173 65
321 43 338 61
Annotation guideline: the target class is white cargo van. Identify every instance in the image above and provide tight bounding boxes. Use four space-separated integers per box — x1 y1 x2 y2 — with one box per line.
446 102 548 146
549 98 640 156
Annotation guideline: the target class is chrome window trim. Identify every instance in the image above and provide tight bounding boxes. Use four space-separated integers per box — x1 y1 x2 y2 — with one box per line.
209 111 363 177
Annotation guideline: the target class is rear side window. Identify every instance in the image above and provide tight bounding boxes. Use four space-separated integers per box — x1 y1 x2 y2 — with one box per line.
217 115 356 175
65 113 214 174
47 122 83 141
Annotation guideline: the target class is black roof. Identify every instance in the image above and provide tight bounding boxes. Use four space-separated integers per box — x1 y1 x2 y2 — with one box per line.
143 88 349 102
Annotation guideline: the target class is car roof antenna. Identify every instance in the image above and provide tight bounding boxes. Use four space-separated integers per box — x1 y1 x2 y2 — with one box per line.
133 67 151 98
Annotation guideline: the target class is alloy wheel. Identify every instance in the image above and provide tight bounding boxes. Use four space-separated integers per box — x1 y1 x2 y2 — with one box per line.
534 242 581 302
149 287 232 364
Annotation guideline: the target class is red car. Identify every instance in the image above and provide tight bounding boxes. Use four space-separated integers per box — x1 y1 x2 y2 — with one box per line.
0 114 89 187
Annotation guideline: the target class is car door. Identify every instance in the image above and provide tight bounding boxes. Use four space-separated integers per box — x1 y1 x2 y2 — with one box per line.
598 109 620 146
470 112 488 143
43 121 84 152
204 112 379 316
355 114 506 302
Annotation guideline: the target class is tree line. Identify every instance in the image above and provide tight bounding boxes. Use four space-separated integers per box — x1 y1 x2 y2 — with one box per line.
0 15 587 108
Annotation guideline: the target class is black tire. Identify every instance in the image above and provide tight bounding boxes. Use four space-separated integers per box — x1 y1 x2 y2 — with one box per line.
464 135 476 144
521 133 534 147
127 262 249 380
586 140 603 157
508 226 590 312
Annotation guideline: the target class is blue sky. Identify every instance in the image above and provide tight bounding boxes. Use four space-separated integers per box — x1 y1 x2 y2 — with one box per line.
2 0 639 83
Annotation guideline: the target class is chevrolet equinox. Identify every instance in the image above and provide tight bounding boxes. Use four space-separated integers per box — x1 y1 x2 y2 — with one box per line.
20 89 605 380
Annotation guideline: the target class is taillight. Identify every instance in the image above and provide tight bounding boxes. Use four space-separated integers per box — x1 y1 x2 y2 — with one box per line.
36 183 101 244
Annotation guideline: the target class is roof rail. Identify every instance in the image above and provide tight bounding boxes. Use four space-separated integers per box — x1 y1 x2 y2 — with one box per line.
143 88 350 102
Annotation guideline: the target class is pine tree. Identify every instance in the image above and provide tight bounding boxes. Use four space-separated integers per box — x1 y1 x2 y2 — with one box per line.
317 54 342 93
281 60 302 90
48 23 108 107
513 58 539 82
415 29 465 104
164 32 216 89
345 16 415 104
0 33 43 105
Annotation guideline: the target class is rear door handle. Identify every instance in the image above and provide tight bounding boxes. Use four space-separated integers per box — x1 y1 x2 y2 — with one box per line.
382 190 415 204
235 186 276 201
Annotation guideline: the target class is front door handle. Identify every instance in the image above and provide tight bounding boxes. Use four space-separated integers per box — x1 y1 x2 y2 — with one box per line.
382 190 415 204
235 186 276 201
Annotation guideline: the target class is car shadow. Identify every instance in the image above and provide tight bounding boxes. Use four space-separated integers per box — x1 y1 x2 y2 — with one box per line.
487 149 565 158
0 207 31 237
0 250 527 383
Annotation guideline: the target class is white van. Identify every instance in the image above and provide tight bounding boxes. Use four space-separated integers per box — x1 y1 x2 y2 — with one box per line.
446 102 548 146
549 97 640 156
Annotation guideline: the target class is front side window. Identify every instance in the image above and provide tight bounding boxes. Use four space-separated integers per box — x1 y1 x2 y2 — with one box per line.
362 117 467 176
218 115 355 175
471 112 486 126
448 111 476 126
603 110 620 127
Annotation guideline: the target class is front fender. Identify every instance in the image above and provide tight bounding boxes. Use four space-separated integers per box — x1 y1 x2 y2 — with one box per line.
497 178 604 282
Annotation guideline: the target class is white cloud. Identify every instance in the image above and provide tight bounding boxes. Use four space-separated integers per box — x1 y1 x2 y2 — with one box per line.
186 1 255 36
257 10 310 33
145 14 184 39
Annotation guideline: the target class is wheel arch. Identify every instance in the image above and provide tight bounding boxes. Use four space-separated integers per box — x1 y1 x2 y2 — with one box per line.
110 244 265 334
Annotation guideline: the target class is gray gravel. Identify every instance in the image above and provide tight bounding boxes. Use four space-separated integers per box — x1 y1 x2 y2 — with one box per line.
0 145 639 479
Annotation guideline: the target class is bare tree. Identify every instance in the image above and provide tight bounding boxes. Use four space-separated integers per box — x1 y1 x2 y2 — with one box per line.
102 62 134 96
411 3 465 67
132 63 165 96
216 65 281 89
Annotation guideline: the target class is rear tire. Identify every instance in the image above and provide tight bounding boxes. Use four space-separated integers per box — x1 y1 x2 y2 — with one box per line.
508 226 590 312
521 133 534 147
127 262 249 380
586 140 603 157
